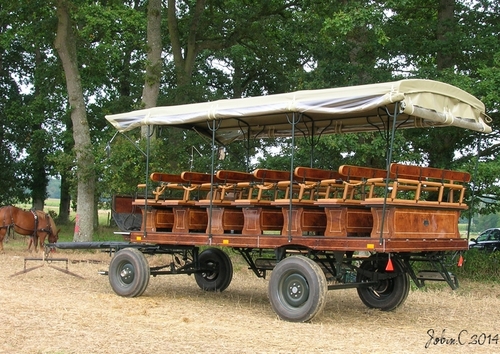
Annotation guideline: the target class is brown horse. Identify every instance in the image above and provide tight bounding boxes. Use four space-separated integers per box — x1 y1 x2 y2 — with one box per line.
0 205 59 253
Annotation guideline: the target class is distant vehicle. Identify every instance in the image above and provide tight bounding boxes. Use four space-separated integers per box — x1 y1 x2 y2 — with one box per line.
469 228 500 252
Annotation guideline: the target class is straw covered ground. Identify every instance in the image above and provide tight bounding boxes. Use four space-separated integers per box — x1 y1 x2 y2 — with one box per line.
1 240 499 354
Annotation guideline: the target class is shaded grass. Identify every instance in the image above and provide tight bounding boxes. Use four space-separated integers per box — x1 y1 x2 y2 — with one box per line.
455 249 500 282
14 198 120 242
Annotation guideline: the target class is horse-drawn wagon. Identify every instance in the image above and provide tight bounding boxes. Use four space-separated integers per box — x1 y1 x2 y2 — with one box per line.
53 79 491 322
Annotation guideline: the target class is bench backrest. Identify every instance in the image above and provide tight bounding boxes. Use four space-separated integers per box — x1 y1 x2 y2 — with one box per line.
390 163 471 183
150 172 185 183
216 170 255 183
181 171 220 184
294 167 343 182
253 169 291 182
338 165 387 180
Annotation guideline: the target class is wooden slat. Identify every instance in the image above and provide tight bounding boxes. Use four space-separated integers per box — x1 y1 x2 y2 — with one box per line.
216 170 255 183
181 171 219 184
294 167 343 182
253 169 291 182
150 172 184 183
390 163 471 182
338 165 387 179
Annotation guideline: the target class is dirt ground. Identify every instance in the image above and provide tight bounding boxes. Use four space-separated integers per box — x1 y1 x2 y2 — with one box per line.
1 243 499 354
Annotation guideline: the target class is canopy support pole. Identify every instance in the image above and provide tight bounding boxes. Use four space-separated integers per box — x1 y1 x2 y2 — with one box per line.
142 125 152 240
378 103 400 247
207 119 221 241
287 113 301 243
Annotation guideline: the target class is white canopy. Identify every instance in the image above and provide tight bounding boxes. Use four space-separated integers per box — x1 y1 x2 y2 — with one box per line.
105 79 491 145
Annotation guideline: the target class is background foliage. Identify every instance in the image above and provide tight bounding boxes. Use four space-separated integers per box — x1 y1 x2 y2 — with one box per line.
0 0 499 233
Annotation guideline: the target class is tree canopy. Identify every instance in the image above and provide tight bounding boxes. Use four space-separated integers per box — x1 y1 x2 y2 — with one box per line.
0 0 499 239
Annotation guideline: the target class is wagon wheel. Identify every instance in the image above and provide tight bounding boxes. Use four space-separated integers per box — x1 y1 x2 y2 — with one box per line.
195 248 233 292
268 256 327 322
109 248 150 297
356 256 410 311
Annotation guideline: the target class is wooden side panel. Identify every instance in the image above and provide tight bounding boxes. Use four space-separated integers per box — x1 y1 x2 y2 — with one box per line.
113 195 141 214
205 207 244 234
139 208 174 232
280 206 326 236
241 207 283 235
322 206 372 237
155 209 174 230
370 206 461 239
172 206 208 233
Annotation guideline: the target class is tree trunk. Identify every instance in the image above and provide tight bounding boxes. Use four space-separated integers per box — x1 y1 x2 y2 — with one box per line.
54 0 95 242
31 47 48 211
168 0 207 102
140 0 162 137
58 174 71 224
436 0 455 70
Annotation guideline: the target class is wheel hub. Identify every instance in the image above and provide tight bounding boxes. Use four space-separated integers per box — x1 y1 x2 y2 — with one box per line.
119 264 134 284
281 273 309 307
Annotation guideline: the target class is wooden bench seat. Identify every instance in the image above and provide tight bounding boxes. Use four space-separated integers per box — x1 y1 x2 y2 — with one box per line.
133 171 218 233
203 170 256 203
158 171 216 205
145 173 187 202
274 167 344 203
132 173 188 231
363 163 470 208
161 171 223 233
319 165 387 204
195 170 256 234
230 169 292 235
362 163 471 239
315 165 386 237
270 167 345 236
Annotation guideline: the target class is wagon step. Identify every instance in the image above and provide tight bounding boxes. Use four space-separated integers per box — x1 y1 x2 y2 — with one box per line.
254 258 277 270
416 270 457 284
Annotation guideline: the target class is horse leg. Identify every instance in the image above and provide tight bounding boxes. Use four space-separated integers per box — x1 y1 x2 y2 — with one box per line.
38 234 46 254
27 236 36 253
33 235 39 253
0 229 4 253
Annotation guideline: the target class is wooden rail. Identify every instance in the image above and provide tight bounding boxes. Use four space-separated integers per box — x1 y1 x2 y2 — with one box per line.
130 163 471 243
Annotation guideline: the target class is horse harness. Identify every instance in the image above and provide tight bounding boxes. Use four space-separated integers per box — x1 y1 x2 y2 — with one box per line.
31 209 55 237
0 207 54 238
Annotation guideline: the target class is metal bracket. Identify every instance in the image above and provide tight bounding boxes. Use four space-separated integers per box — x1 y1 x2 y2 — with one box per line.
9 257 84 279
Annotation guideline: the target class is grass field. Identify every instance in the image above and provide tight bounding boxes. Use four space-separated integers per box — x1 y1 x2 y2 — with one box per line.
15 199 120 242
1 239 499 354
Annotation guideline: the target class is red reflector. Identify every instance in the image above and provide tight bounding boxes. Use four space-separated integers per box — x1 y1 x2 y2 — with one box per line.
385 258 394 272
457 255 464 267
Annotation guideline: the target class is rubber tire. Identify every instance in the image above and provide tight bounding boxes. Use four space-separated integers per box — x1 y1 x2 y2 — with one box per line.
195 248 233 292
268 256 328 322
109 248 150 297
356 256 410 311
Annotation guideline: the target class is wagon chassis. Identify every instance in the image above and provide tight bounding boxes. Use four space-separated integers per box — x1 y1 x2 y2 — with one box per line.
50 240 460 290
50 238 461 322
